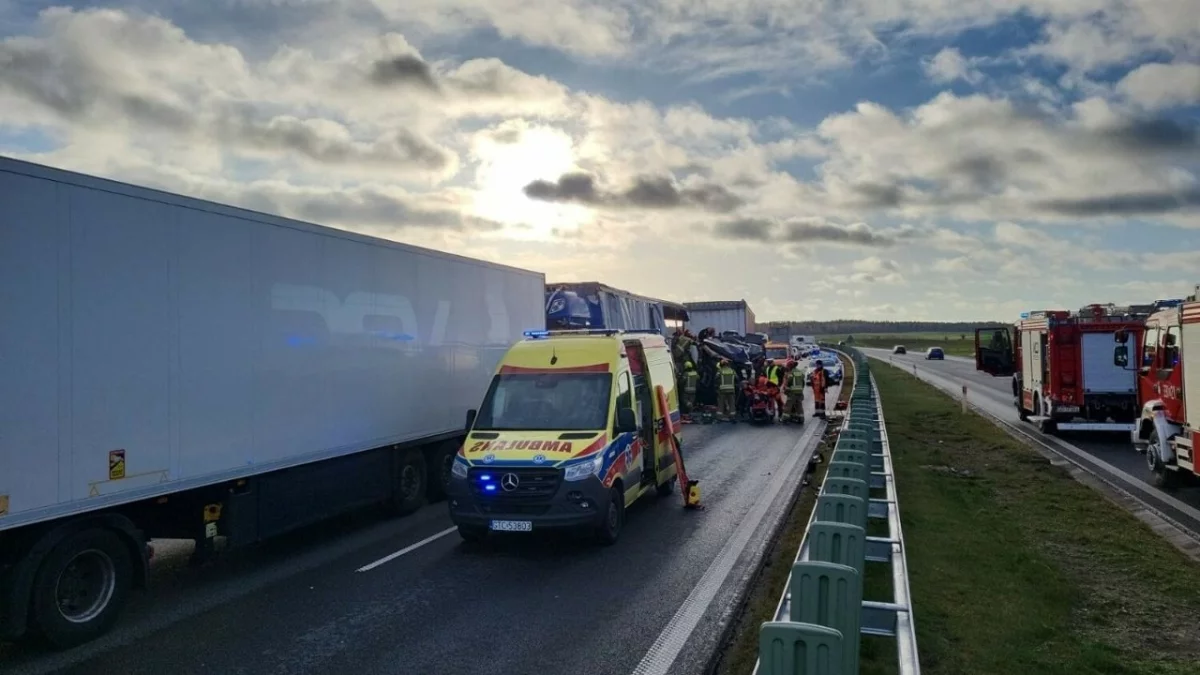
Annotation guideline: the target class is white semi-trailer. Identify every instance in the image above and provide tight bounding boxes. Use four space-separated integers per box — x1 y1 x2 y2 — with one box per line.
0 157 545 647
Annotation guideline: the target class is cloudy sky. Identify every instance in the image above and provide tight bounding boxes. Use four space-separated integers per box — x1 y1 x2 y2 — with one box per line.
2 1 1199 321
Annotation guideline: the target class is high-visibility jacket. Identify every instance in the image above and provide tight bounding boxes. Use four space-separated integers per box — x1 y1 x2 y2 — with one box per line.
673 336 694 363
718 366 737 393
684 370 698 394
785 370 805 394
811 368 826 390
764 364 782 386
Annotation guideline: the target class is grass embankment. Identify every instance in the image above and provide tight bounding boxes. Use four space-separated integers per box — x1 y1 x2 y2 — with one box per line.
864 362 1200 675
714 352 857 675
821 332 975 357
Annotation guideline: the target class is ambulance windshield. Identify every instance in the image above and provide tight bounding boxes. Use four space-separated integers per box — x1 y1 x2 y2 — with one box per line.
474 372 613 432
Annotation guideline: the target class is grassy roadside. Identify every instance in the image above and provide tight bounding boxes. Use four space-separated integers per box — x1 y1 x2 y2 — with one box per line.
871 361 1200 675
713 352 856 675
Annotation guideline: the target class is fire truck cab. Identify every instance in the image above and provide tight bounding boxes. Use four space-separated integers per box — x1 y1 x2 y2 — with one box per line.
975 304 1149 434
1118 295 1199 487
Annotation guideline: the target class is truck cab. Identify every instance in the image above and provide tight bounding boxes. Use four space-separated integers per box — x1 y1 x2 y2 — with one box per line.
1119 298 1198 487
447 329 682 544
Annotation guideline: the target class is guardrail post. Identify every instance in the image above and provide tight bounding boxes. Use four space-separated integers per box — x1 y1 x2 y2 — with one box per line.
833 444 869 465
826 460 867 483
759 622 843 675
821 477 868 502
816 493 867 531
807 521 866 575
790 561 863 675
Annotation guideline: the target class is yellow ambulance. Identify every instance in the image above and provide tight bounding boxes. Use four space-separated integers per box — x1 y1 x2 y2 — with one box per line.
447 329 682 545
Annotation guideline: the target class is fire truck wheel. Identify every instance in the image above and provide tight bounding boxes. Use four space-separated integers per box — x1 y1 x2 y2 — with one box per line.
1147 430 1178 489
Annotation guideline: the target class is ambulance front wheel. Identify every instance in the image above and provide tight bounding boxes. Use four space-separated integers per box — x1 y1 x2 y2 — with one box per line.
457 525 488 543
594 487 625 546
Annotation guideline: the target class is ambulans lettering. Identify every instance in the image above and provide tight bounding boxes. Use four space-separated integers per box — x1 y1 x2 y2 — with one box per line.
466 440 574 453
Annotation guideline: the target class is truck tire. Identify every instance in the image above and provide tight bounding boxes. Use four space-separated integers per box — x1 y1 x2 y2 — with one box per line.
593 487 625 546
30 528 133 649
391 449 427 516
426 442 455 502
1147 429 1178 489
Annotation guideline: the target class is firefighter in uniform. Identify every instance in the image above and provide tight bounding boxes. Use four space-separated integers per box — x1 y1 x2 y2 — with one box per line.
672 329 696 417
716 359 738 422
782 359 805 424
810 362 828 417
762 359 785 421
682 362 699 421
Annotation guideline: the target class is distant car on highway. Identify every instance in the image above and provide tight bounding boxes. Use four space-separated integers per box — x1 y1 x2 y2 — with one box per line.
925 347 945 360
892 345 907 354
804 354 844 384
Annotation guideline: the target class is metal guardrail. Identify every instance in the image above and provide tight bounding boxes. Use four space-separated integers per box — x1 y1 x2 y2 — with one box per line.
752 347 920 675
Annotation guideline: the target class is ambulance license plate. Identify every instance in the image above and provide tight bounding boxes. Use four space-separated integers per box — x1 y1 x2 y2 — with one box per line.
489 520 533 532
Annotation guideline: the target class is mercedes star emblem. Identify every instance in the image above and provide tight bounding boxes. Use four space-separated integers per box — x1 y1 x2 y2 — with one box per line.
501 473 520 492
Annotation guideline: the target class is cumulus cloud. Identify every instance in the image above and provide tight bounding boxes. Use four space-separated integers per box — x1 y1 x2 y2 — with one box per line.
523 172 744 212
3 3 1200 322
810 92 1200 221
1117 62 1200 110
922 48 982 85
712 218 915 248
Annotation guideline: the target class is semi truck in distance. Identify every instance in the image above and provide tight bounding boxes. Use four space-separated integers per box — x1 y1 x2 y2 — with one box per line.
683 300 756 336
0 157 545 647
544 281 688 335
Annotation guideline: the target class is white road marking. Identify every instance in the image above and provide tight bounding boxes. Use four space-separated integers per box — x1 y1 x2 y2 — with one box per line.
631 421 824 675
356 526 458 572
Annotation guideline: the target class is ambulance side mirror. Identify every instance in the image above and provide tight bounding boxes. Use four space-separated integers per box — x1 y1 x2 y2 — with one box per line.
1113 345 1129 368
1114 330 1129 345
465 408 477 431
616 407 638 434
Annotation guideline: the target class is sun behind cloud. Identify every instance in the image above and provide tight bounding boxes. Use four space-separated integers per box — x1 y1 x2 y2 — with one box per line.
470 123 592 237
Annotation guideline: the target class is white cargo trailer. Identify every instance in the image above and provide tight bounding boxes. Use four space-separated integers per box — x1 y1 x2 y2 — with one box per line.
0 156 544 647
683 300 756 336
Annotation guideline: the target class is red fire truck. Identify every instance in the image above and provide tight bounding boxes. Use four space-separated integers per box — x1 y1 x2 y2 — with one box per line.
975 303 1153 434
1116 295 1199 487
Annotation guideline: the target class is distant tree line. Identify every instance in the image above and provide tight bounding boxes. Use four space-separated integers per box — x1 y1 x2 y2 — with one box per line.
756 320 1007 336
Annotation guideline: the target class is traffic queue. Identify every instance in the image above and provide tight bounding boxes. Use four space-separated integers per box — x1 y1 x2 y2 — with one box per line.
670 327 835 426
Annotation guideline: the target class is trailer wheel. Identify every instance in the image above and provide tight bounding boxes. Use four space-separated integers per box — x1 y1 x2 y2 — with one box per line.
1147 429 1178 489
30 528 133 649
391 449 427 515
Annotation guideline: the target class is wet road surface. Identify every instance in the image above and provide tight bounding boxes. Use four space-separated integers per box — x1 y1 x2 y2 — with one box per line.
3 393 835 675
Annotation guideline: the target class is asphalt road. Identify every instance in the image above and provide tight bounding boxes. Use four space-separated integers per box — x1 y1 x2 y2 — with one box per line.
860 348 1200 532
2 392 835 675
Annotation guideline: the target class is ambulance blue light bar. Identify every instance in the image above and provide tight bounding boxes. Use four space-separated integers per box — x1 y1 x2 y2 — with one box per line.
524 330 550 339
1020 312 1030 319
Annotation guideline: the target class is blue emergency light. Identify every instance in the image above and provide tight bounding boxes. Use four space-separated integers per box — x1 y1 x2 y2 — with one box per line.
1020 312 1030 319
484 484 497 492
524 329 550 339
